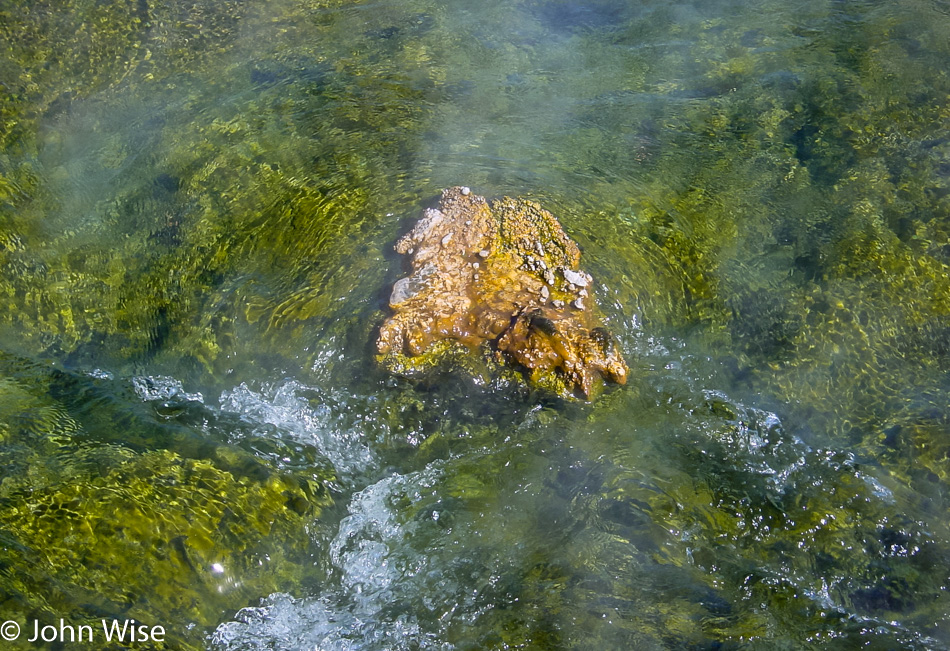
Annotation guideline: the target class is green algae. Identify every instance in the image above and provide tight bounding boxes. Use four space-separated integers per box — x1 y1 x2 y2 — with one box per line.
540 0 950 468
382 377 950 649
0 447 323 649
0 0 437 381
0 354 333 648
1 0 950 647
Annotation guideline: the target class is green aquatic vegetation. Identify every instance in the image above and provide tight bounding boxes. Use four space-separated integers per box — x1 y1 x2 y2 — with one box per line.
3 0 950 647
474 3 950 642
0 355 334 648
0 376 79 447
555 383 950 647
556 0 950 467
0 0 255 157
358 395 846 648
0 0 443 379
0 445 327 649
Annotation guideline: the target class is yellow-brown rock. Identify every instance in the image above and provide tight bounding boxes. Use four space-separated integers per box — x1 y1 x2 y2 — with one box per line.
377 186 628 398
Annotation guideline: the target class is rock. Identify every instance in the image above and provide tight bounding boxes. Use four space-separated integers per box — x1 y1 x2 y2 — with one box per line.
562 268 589 287
377 186 628 398
389 263 437 306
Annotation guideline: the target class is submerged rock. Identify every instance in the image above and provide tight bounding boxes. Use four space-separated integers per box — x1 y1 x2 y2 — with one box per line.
377 186 628 398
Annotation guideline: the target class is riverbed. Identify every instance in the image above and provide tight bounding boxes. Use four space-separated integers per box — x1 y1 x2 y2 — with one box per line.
1 0 949 648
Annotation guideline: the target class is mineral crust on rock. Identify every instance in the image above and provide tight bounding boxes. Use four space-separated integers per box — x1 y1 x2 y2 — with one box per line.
377 186 628 398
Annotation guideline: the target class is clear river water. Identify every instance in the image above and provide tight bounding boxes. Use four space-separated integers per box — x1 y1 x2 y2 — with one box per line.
2 0 950 649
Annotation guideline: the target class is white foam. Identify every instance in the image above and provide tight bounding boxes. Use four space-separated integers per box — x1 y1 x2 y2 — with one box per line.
219 381 376 480
131 375 203 403
211 465 454 651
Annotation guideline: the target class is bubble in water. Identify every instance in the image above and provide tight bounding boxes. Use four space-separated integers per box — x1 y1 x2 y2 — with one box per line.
211 465 454 651
131 375 203 403
219 381 376 480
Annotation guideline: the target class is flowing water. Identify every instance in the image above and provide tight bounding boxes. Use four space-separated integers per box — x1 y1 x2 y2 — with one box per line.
2 0 950 648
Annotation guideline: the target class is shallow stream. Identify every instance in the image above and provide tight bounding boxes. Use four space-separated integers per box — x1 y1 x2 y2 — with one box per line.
2 0 950 648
